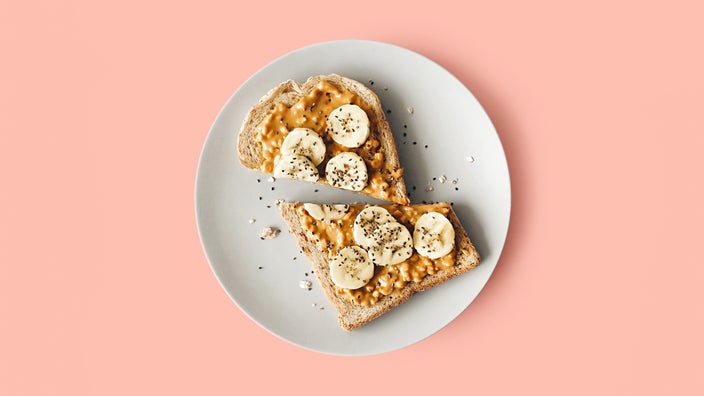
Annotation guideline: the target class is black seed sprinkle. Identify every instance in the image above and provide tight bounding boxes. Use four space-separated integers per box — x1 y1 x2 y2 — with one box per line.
425 145 428 148
412 185 416 190
257 179 261 183
271 187 275 191
258 266 263 269
258 196 262 200
266 205 271 208
412 141 417 145
455 187 459 191
369 80 374 85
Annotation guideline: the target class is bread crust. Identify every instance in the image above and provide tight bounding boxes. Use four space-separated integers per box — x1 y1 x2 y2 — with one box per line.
237 74 409 205
279 202 480 330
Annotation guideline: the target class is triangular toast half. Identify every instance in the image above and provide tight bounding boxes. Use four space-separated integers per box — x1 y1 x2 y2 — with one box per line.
279 202 480 330
237 74 409 205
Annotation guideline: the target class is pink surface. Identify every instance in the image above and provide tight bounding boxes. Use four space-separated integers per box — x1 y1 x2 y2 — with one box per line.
1 0 703 394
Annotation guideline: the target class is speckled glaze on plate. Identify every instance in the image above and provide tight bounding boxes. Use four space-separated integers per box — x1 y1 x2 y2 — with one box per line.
195 40 510 355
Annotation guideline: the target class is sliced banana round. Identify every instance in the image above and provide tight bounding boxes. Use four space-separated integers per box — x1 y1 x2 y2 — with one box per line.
273 154 319 182
302 203 325 220
329 246 375 289
323 204 350 220
327 104 370 148
353 206 396 248
280 128 326 166
413 212 455 259
367 222 413 266
303 203 350 221
324 152 368 191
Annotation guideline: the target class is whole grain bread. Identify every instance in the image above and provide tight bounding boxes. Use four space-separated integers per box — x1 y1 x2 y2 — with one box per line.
279 202 480 331
237 74 409 205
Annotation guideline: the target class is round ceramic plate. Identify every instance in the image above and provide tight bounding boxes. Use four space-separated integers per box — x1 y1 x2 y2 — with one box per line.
195 40 510 355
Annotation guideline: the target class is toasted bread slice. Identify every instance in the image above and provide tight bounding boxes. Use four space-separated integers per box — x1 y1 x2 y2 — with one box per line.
237 74 409 204
279 202 480 330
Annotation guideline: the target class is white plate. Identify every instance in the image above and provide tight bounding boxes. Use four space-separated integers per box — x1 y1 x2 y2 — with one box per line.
195 40 511 355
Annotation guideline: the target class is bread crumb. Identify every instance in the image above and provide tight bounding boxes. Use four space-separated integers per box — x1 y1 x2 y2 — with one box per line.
407 106 414 114
312 303 317 307
248 218 256 224
259 227 280 240
425 185 434 192
466 156 475 163
452 178 459 185
267 176 276 182
274 199 285 206
299 280 312 289
438 175 447 184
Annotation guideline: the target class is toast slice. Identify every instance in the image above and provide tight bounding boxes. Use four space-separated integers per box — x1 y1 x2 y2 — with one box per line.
237 74 409 204
279 202 480 330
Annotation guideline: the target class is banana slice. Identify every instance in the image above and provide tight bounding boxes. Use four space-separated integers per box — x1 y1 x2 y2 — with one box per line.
329 246 375 289
413 212 455 259
323 204 350 220
353 206 396 248
280 128 326 166
327 104 370 148
324 152 368 191
273 154 319 182
367 222 413 266
303 203 326 220
303 204 350 221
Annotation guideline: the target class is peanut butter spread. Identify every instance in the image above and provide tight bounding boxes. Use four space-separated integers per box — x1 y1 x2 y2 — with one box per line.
255 81 402 201
298 203 456 307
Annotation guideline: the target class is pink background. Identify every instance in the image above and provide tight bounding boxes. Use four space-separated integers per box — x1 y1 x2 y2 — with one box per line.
1 0 703 394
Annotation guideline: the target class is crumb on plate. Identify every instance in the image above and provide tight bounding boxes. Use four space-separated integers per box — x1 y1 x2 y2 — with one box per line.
259 227 280 240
